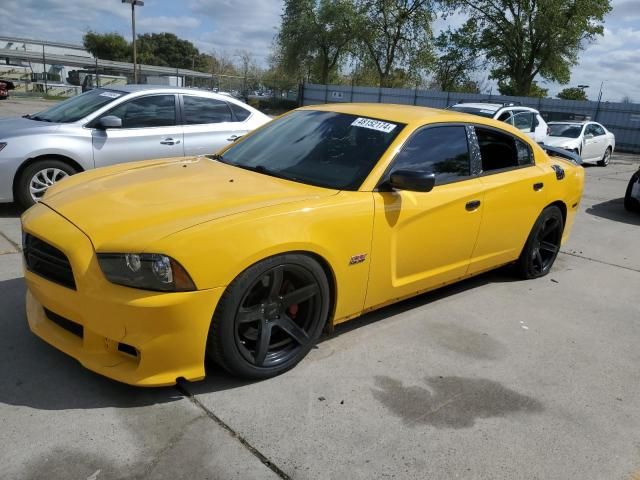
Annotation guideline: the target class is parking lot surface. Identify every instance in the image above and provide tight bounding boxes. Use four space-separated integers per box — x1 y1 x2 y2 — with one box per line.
0 100 639 479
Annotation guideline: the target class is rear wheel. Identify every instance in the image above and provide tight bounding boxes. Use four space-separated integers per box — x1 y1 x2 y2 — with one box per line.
15 158 78 209
516 206 564 279
598 147 612 167
207 254 330 379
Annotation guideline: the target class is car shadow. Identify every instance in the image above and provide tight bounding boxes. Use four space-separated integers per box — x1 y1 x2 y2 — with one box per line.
585 197 640 226
0 267 523 410
0 202 22 218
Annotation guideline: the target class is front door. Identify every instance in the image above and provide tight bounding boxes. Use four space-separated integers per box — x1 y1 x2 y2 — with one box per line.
365 125 484 310
92 94 183 167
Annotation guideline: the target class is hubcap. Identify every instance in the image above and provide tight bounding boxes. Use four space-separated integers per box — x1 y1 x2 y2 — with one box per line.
603 150 610 165
530 216 562 275
234 264 321 368
29 168 68 202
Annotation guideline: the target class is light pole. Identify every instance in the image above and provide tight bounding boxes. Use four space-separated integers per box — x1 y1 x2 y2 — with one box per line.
122 0 144 84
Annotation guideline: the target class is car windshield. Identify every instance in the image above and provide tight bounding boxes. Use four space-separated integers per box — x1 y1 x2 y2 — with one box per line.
448 106 497 118
549 124 583 138
28 88 125 123
214 110 404 190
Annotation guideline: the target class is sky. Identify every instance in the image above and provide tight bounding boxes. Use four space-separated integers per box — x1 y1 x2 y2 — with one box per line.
1 0 639 102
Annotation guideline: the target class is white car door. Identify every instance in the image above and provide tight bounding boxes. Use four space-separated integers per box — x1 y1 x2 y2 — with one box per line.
582 124 606 161
181 95 250 156
91 94 184 168
511 111 537 141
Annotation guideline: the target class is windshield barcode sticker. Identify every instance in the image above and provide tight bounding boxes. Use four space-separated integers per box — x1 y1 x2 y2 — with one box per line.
99 91 122 98
351 117 397 133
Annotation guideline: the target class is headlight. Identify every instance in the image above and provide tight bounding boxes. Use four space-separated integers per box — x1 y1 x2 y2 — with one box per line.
97 253 196 292
0 142 7 153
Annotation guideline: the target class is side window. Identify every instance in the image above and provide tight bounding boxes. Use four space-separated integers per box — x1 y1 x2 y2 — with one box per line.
229 102 252 121
476 127 533 172
183 96 233 124
592 124 606 136
391 126 470 185
106 95 176 128
498 111 513 123
512 111 535 132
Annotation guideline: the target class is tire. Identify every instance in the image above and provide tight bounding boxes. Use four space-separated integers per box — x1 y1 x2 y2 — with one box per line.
15 158 78 209
516 206 564 279
597 147 612 167
207 253 330 379
624 171 640 213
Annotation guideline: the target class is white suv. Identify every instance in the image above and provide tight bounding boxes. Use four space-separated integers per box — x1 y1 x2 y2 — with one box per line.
449 102 549 144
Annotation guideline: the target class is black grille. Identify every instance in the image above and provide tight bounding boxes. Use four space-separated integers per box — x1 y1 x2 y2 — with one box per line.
44 308 83 338
24 234 76 290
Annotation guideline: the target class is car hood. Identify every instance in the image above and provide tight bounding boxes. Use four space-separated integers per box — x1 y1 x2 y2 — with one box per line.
545 136 580 148
42 157 337 251
0 116 63 138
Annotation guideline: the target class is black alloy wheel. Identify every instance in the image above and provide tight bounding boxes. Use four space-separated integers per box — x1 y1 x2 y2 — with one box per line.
517 206 564 279
208 254 330 379
624 170 640 213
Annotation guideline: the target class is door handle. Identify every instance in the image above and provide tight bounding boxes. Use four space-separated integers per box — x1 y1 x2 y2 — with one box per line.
533 182 544 191
160 138 180 145
227 135 242 142
465 200 481 211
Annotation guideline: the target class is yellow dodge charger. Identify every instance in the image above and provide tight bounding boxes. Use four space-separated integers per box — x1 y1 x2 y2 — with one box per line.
21 104 584 386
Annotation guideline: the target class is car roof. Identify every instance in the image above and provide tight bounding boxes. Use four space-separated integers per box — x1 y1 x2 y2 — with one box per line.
451 102 503 111
105 84 211 94
548 121 590 125
299 103 530 130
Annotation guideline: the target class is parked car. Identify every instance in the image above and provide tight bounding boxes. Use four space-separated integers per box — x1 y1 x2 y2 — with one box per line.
449 102 548 143
0 85 271 208
0 79 16 100
546 121 615 166
22 104 584 385
624 166 640 213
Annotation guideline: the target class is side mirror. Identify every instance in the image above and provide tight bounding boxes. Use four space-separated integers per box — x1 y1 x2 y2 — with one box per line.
388 170 436 192
97 115 122 129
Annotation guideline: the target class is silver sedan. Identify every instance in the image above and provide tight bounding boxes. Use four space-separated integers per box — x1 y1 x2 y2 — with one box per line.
0 85 271 207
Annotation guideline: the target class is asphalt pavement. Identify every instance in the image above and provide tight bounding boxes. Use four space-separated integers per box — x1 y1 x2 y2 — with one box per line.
0 99 639 479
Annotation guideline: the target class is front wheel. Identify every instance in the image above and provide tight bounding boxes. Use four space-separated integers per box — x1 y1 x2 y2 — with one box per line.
516 206 564 279
207 254 330 379
15 159 77 209
624 170 640 213
598 147 612 167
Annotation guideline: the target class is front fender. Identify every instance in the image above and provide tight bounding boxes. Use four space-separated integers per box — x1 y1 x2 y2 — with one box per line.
149 191 375 324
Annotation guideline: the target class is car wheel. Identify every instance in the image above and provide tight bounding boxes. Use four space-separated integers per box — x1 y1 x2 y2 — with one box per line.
16 159 77 209
207 254 330 379
624 171 640 213
516 206 564 279
597 147 612 167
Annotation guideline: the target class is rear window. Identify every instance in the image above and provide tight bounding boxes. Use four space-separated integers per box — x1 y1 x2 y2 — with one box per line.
476 127 533 172
449 106 497 118
229 102 252 121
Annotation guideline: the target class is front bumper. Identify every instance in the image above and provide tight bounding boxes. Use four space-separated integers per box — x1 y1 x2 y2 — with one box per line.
23 203 224 387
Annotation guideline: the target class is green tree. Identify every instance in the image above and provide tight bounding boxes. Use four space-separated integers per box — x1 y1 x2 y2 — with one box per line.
498 79 548 97
354 0 436 87
278 0 355 84
83 32 131 61
136 33 209 71
433 22 480 92
443 0 611 96
557 87 587 100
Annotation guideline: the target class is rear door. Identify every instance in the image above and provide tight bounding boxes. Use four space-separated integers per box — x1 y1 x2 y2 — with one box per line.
365 125 484 310
180 95 249 156
467 126 548 274
91 94 183 167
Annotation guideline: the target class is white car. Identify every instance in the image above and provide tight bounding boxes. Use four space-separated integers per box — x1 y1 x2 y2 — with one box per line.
546 121 615 166
449 102 549 143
